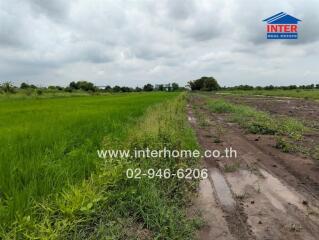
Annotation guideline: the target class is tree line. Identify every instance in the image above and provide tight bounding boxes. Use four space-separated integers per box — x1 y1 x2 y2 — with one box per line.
0 81 182 94
1 78 318 94
222 84 319 90
187 76 319 91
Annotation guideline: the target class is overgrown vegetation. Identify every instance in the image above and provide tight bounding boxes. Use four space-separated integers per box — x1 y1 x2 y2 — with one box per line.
206 98 306 151
1 93 201 239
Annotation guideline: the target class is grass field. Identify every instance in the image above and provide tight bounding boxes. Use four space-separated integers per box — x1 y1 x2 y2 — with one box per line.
0 92 180 230
0 89 93 99
1 92 202 239
218 89 319 100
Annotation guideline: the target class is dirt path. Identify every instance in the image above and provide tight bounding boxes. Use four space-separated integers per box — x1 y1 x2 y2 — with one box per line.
188 95 319 240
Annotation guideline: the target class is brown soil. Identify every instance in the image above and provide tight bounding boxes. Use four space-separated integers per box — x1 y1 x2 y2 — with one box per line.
224 95 319 130
188 95 319 240
223 95 319 162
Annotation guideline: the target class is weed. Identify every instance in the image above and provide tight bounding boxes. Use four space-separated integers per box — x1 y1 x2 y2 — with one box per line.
310 146 319 161
207 98 305 138
208 100 235 113
206 97 307 155
194 109 209 127
214 125 224 143
275 136 297 153
277 117 305 141
224 162 240 172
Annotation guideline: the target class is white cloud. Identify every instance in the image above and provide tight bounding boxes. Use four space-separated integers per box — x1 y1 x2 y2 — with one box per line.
0 0 318 87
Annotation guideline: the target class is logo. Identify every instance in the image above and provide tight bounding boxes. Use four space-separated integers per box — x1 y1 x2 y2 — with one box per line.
263 12 301 39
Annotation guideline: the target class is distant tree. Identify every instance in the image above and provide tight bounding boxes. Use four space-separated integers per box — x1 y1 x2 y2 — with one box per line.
104 85 112 91
143 83 154 91
235 85 254 90
188 76 220 91
158 84 164 91
308 84 315 89
64 87 73 92
48 86 56 90
113 85 121 92
78 81 96 91
20 82 30 89
120 86 132 92
264 85 274 90
316 84 319 89
288 85 297 90
1 81 15 93
172 82 179 91
135 87 142 92
69 81 78 89
69 81 96 92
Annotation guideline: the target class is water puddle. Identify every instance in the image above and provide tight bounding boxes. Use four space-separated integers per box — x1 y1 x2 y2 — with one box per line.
209 168 236 209
196 178 235 240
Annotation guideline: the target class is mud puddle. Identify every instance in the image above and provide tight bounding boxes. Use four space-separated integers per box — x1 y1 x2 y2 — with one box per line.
194 178 235 240
209 168 236 210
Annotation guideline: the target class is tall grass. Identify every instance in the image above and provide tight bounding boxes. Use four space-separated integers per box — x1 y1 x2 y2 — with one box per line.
2 93 200 239
0 92 178 228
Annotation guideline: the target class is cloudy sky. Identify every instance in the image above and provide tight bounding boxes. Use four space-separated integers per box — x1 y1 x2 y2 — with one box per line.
0 0 318 87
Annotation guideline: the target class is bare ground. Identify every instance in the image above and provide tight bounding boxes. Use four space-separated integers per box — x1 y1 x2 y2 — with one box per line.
188 95 319 240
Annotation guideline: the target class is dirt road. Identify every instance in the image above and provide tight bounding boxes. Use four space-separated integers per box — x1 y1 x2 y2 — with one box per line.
188 95 319 240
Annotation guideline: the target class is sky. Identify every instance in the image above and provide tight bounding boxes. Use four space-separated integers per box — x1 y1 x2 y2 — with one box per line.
0 0 318 87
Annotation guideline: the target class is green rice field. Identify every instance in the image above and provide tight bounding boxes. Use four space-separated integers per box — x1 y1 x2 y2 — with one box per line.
0 92 178 228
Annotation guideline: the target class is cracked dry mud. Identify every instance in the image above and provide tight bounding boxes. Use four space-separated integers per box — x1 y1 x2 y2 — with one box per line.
187 95 319 240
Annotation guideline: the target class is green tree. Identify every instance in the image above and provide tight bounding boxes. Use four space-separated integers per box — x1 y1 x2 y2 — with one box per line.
104 85 111 91
112 85 121 92
188 76 220 91
69 81 78 89
20 82 30 89
172 82 179 91
69 81 96 92
158 84 164 91
143 83 154 91
135 87 142 92
1 81 15 93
